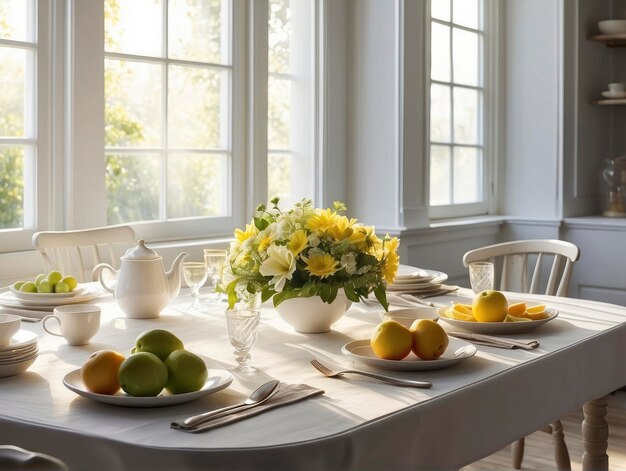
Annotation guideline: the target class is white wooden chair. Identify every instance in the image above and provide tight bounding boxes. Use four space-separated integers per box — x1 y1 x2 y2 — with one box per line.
32 226 136 283
463 239 580 470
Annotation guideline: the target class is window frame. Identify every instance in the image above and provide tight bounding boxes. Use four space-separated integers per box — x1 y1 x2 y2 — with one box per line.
425 0 499 220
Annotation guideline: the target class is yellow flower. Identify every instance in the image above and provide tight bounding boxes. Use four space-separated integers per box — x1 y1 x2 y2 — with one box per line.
287 229 308 255
306 208 339 233
258 234 273 252
234 222 258 243
303 253 339 279
382 237 400 283
328 216 358 241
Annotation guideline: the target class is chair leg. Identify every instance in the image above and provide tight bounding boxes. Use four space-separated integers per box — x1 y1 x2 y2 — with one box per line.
551 420 571 470
511 437 524 469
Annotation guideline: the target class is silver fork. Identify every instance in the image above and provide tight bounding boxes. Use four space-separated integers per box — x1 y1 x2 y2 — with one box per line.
310 359 432 389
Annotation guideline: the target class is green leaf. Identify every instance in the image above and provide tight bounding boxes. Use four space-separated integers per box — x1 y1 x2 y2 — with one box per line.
261 287 274 303
343 284 359 303
319 283 331 303
253 216 270 231
227 290 237 310
358 253 378 268
374 286 389 312
327 284 339 304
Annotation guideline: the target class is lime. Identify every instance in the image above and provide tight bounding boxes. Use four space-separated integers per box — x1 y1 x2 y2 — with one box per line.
12 281 25 291
47 270 63 286
37 281 53 293
164 350 208 394
20 282 37 293
134 329 184 361
117 352 168 397
54 281 70 293
62 276 78 291
34 274 46 286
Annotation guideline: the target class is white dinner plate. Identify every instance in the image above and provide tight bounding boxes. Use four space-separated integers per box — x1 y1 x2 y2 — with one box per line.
63 368 234 408
0 330 38 352
0 349 38 365
392 266 448 285
438 306 559 334
0 354 37 378
341 337 476 371
9 285 87 301
0 287 101 309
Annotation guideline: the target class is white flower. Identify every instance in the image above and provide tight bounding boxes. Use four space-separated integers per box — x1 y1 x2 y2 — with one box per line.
341 252 357 275
308 234 320 247
259 244 296 292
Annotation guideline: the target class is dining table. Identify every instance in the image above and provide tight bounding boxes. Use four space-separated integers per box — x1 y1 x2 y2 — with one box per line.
0 283 625 471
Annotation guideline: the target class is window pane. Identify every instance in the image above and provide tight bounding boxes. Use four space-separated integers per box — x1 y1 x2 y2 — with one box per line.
106 154 160 224
431 0 450 22
431 23 450 82
268 0 291 74
453 87 480 144
268 76 291 149
169 0 229 64
0 47 27 137
0 0 34 41
430 145 451 206
0 146 24 229
430 84 451 143
167 153 227 218
453 0 479 30
105 59 162 147
453 28 479 86
453 147 481 203
268 153 291 201
168 65 226 149
105 0 162 56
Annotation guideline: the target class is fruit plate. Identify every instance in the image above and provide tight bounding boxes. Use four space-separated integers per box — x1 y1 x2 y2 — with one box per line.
341 337 476 371
9 284 87 301
0 287 102 308
438 306 559 334
62 369 233 408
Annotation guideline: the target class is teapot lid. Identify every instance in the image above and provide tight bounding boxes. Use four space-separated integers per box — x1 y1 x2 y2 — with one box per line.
122 240 160 260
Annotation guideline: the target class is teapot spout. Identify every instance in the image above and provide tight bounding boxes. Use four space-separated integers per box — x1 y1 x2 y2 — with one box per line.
167 252 189 300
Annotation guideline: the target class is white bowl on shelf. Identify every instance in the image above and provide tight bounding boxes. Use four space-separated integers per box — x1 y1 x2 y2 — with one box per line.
598 20 626 35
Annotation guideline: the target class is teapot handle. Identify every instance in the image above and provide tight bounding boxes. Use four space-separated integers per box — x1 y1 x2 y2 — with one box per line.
92 263 117 294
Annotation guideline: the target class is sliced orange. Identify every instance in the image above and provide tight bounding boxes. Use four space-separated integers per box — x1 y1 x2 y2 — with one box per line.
526 304 546 314
507 302 526 317
451 305 476 321
525 311 549 320
504 314 532 323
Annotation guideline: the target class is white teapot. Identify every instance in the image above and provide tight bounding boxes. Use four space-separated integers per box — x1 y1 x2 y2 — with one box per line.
93 240 188 319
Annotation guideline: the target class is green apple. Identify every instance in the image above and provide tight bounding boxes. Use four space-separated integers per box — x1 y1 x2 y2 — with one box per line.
54 281 70 293
134 329 184 361
47 270 63 286
37 281 53 293
165 349 208 394
117 352 168 397
20 282 37 293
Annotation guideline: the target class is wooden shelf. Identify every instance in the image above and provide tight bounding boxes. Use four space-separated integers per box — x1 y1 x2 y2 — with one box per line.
589 33 626 47
595 98 626 105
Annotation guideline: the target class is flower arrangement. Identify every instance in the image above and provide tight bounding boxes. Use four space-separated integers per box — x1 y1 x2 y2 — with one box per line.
223 198 399 311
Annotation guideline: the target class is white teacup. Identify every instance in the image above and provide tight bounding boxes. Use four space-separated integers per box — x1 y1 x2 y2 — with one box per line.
43 305 101 346
0 314 21 347
608 82 625 93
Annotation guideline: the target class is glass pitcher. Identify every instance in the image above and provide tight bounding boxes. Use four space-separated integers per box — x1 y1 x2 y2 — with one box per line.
601 157 626 217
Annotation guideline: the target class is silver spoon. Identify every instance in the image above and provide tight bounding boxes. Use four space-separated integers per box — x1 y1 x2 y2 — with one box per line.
173 379 281 429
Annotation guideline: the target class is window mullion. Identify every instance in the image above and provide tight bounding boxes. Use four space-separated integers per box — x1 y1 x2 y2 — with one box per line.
161 0 168 222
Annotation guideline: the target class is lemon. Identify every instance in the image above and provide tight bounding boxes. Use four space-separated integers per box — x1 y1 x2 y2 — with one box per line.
526 304 546 314
118 352 168 397
507 302 527 317
451 304 476 321
134 329 184 361
472 290 508 322
370 320 413 360
81 350 126 395
410 319 449 360
504 314 531 322
525 310 549 320
62 276 78 291
165 350 208 394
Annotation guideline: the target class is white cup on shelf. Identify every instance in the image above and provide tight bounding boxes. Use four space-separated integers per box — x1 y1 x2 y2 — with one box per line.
608 82 625 93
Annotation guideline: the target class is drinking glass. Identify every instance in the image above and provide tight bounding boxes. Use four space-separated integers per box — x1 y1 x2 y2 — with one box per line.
468 261 495 294
183 262 208 311
204 249 227 301
226 308 261 373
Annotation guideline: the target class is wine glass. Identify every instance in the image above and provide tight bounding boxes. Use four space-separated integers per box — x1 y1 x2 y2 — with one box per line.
203 249 227 301
183 262 208 311
225 308 261 373
468 262 495 294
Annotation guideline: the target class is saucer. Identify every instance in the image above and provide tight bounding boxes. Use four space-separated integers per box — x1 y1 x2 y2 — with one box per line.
602 90 626 99
0 330 38 352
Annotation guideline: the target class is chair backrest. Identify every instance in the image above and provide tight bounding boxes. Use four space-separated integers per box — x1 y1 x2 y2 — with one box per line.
462 239 580 296
32 226 136 282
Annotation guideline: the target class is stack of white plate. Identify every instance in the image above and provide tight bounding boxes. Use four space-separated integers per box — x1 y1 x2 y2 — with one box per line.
0 284 101 320
0 330 38 378
388 264 451 296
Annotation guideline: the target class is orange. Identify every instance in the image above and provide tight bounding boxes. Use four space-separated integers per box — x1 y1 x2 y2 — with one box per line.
410 319 449 360
472 290 508 322
526 304 546 314
507 302 527 317
81 350 126 395
370 320 413 360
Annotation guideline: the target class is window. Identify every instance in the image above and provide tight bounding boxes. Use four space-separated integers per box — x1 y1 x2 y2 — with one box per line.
428 0 488 218
267 0 316 207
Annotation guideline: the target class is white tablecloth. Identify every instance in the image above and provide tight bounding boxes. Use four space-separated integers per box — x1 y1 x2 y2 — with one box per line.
0 288 625 470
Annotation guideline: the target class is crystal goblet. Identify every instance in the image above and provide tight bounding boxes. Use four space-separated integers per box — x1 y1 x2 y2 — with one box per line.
468 261 495 294
183 261 208 311
203 249 227 301
226 308 261 373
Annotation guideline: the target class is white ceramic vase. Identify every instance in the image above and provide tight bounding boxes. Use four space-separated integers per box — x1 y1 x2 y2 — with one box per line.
274 293 352 333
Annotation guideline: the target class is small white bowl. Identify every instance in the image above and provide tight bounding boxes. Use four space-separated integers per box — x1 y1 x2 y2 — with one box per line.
380 307 439 329
598 20 626 35
0 314 22 347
